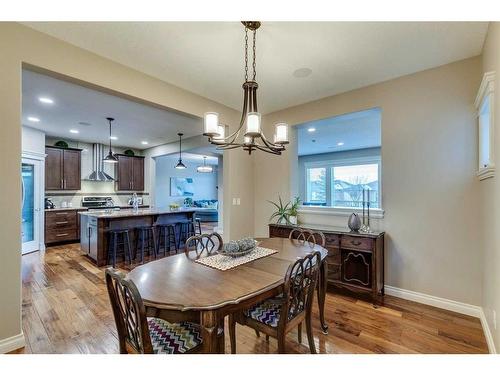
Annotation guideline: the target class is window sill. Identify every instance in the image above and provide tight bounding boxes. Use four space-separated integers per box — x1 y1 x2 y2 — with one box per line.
477 166 495 181
298 205 384 219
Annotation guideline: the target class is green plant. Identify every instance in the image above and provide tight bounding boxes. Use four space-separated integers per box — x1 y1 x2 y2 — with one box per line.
289 196 301 217
268 196 291 224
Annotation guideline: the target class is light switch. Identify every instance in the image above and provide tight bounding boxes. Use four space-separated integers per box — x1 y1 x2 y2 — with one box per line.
232 198 237 205
236 198 241 205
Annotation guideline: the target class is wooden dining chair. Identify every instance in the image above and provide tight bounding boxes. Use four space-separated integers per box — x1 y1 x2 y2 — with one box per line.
289 227 326 248
185 232 223 259
228 251 322 354
105 268 203 354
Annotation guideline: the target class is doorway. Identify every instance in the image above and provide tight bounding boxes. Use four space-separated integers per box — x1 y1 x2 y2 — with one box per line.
21 156 43 254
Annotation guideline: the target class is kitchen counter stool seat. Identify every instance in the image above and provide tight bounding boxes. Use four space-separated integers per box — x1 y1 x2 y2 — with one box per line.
176 220 196 249
155 224 178 255
135 226 157 263
107 229 132 268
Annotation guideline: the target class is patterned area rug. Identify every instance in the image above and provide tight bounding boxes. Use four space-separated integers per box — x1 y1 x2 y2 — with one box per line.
195 247 278 271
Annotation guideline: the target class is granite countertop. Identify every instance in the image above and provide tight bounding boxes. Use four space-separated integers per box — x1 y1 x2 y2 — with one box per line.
270 222 384 238
79 207 197 219
45 207 88 212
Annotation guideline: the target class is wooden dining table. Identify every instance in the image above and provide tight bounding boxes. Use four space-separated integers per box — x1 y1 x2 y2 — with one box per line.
127 237 329 353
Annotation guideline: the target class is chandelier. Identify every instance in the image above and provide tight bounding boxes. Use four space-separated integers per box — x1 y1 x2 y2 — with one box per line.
203 21 289 155
197 156 213 173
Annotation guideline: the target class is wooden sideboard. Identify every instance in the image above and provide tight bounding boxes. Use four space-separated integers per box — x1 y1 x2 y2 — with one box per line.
269 223 385 302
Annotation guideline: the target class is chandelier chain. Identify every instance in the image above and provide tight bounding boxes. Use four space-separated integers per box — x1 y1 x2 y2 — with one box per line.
244 27 249 82
252 29 257 80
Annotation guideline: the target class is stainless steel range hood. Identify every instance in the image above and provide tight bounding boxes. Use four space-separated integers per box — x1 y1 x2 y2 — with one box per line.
87 144 114 182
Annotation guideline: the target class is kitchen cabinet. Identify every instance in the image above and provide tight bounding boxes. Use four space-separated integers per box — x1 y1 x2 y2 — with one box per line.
115 154 144 191
45 146 82 190
45 208 87 245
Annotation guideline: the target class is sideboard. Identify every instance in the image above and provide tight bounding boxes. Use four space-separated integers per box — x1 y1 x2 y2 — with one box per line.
269 223 385 303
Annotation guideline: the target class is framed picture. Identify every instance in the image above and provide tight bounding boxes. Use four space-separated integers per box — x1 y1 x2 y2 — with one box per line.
170 177 194 196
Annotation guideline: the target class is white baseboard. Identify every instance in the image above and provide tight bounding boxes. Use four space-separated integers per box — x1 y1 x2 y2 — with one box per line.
479 308 497 354
0 332 25 354
385 286 496 353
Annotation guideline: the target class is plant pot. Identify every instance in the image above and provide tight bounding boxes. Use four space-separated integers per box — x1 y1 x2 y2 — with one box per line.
288 215 297 225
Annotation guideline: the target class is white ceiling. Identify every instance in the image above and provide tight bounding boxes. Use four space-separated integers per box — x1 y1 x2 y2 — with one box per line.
22 69 202 150
297 108 381 156
23 22 488 114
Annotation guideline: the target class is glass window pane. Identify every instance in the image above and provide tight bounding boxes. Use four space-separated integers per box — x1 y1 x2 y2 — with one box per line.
306 167 326 205
332 163 379 208
22 163 35 243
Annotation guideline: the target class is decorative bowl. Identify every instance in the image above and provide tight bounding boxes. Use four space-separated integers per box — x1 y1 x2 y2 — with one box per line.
218 238 259 258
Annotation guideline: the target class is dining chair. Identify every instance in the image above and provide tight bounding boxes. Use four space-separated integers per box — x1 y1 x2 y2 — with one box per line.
228 251 322 354
289 227 326 248
105 268 203 354
185 232 223 259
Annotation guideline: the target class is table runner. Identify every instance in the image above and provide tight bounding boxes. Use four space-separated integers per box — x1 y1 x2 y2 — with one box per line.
195 247 278 271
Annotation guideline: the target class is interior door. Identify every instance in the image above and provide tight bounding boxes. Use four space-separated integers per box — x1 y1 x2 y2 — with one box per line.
22 158 42 254
63 149 81 190
45 147 62 190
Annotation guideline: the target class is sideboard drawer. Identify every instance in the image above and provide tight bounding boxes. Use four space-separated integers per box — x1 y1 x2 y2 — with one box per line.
46 228 78 243
324 233 340 247
341 235 373 251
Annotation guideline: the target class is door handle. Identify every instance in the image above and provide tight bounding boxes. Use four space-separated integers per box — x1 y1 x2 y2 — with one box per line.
61 178 64 189
56 221 69 225
56 233 69 237
351 240 362 246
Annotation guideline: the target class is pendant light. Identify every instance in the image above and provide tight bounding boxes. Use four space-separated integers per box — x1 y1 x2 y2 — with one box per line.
175 133 187 169
103 117 118 163
197 156 213 173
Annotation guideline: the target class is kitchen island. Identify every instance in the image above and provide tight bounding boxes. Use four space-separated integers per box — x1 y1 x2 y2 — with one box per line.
79 208 197 266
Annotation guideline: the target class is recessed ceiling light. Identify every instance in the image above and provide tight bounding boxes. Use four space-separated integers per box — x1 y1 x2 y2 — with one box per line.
293 68 312 78
27 116 40 122
110 136 118 140
337 142 344 146
307 127 316 132
39 97 54 104
70 129 79 134
141 141 149 145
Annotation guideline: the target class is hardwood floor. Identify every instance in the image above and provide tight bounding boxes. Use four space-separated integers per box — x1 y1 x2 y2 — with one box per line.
13 242 488 354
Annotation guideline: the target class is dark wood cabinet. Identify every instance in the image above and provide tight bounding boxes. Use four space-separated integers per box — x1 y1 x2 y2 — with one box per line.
115 154 144 191
45 146 82 190
45 208 86 245
269 223 385 302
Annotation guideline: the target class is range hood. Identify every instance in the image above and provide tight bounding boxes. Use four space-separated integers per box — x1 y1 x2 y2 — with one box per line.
87 144 114 182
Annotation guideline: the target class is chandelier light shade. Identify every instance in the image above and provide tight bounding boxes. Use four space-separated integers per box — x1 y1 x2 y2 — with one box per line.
175 133 187 169
103 117 118 163
197 156 213 173
202 21 289 155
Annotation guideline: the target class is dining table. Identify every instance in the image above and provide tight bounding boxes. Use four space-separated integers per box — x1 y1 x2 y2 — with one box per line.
126 236 329 353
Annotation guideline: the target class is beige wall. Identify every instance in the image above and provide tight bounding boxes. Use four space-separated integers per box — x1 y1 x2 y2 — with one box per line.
256 57 483 306
480 22 500 351
0 22 254 345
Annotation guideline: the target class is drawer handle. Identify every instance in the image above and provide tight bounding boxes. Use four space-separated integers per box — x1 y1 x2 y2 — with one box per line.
55 212 68 215
56 221 69 225
56 233 69 237
351 240 362 246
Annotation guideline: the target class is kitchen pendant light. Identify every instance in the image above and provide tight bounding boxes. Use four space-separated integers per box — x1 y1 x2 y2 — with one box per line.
197 156 213 173
203 21 289 155
103 117 118 163
175 133 187 169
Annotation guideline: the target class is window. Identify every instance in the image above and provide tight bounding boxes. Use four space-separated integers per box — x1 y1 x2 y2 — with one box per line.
306 167 326 205
475 71 495 180
332 163 379 209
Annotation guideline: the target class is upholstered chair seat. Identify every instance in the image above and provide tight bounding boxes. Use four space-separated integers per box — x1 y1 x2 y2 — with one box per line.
147 317 202 354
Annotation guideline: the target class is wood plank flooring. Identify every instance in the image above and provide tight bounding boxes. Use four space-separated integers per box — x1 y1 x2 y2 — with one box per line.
13 241 488 354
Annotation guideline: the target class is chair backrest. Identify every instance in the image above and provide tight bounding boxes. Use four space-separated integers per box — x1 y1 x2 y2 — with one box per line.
288 228 326 247
280 251 321 326
105 268 153 354
185 232 223 259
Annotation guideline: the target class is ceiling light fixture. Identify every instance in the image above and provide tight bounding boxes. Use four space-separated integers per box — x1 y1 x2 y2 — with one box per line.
103 117 118 164
70 129 79 134
39 97 54 104
28 116 40 122
203 21 289 155
175 133 187 169
141 141 149 145
110 136 118 140
197 156 213 173
308 127 316 132
337 142 344 146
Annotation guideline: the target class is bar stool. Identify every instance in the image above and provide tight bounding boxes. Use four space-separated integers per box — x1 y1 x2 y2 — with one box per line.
155 223 178 256
134 226 157 263
107 229 132 268
176 220 196 249
194 217 202 235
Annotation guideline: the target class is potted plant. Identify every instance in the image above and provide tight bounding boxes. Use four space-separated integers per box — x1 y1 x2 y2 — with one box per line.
268 196 291 225
288 196 301 225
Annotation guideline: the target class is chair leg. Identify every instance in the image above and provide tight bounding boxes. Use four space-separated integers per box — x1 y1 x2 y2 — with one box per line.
112 233 117 268
277 333 286 354
298 322 302 344
152 228 158 259
125 232 132 265
228 314 237 354
265 334 270 342
140 231 145 263
305 313 316 354
254 329 260 338
172 226 179 253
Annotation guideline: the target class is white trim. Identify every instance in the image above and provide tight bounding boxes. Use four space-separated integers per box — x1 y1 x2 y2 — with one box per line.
22 150 46 160
477 166 495 180
0 332 25 353
298 205 384 218
479 308 497 354
474 71 495 109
